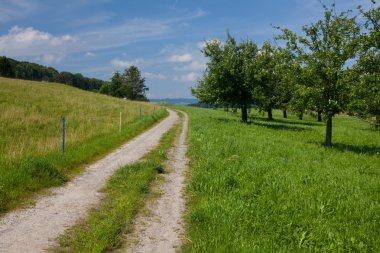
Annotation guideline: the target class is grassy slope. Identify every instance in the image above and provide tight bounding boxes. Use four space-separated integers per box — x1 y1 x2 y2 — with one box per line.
0 77 167 213
181 107 379 253
52 112 182 253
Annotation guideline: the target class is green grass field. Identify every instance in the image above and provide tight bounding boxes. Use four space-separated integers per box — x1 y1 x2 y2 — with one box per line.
180 107 379 252
0 77 167 214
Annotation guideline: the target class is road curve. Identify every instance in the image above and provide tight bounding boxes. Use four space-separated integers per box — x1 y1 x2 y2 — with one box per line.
0 109 178 253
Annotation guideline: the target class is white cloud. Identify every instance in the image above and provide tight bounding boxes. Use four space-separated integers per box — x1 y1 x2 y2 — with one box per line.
110 58 144 68
0 26 76 57
170 53 193 62
174 72 199 82
143 72 166 80
41 53 65 64
85 52 96 57
176 60 206 72
194 8 207 18
0 8 207 61
77 18 172 52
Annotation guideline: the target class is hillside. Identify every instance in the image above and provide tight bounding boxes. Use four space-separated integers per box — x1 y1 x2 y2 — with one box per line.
0 56 107 92
0 77 167 213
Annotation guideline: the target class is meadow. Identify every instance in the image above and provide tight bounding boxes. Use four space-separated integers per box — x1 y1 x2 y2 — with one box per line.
0 77 166 213
180 107 379 252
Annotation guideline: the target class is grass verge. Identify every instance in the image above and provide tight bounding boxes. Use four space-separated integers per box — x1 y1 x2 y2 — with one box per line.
0 77 167 214
51 112 182 253
180 107 379 253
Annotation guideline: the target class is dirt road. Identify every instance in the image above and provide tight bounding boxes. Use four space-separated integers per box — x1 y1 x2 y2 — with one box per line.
0 109 178 253
123 111 188 253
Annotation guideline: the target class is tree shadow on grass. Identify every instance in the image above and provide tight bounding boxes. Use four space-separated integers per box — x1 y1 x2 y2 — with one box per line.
249 115 323 127
215 117 240 123
332 143 380 156
361 128 380 132
214 117 311 131
250 121 310 132
309 140 380 156
273 118 323 127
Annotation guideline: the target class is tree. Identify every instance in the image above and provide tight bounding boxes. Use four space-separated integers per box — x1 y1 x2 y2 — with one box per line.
290 83 315 120
274 47 297 119
122 66 149 101
252 43 297 121
191 40 226 107
253 42 277 120
192 33 259 123
278 3 360 146
349 2 380 129
0 56 14 77
110 71 123 97
287 61 326 121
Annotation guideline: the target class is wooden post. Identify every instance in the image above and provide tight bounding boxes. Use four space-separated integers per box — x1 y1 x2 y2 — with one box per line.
62 116 66 154
119 112 122 132
139 108 142 120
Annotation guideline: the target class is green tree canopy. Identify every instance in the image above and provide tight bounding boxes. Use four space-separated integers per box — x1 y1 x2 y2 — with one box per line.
277 3 360 146
192 33 259 123
107 66 149 101
349 2 380 129
122 66 149 101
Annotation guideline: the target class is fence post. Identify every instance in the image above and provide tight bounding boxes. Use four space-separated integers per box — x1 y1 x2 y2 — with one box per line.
119 111 122 132
139 108 142 120
62 116 66 154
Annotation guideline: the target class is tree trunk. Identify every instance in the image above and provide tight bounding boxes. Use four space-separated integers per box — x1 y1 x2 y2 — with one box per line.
375 116 379 130
241 104 248 123
299 113 303 120
318 111 322 122
325 115 333 147
267 108 273 121
283 110 287 118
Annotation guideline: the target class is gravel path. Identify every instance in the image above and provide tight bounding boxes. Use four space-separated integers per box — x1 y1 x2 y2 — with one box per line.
124 111 188 253
0 109 178 253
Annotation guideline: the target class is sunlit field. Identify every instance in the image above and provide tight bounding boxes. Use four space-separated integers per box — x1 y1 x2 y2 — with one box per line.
0 77 160 159
181 106 379 252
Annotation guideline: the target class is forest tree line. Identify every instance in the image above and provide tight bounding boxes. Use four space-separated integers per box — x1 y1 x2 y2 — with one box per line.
0 56 107 91
0 56 149 101
192 2 380 146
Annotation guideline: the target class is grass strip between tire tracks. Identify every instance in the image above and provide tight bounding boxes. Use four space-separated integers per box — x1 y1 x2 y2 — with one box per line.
51 111 182 253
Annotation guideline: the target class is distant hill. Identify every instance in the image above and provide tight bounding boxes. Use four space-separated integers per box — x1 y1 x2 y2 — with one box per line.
150 98 198 105
0 55 108 92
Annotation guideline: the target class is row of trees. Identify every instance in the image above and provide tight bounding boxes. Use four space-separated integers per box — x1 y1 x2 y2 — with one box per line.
100 66 149 101
192 2 379 146
0 56 107 91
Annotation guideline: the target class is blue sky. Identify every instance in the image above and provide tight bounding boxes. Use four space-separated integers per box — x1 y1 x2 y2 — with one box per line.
0 0 374 98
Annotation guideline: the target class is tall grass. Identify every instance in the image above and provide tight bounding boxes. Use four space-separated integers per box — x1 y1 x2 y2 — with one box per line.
181 107 380 252
0 77 167 213
0 77 158 159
